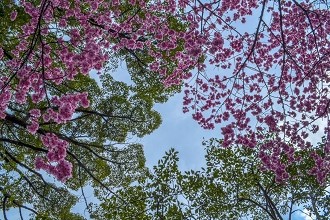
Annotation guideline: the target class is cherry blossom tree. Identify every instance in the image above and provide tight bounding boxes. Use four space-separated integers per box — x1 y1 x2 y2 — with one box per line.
176 0 330 184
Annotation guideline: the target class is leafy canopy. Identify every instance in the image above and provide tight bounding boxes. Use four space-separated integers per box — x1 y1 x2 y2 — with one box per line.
100 138 329 220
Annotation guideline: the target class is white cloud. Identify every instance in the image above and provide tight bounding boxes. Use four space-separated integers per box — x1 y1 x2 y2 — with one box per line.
299 208 315 220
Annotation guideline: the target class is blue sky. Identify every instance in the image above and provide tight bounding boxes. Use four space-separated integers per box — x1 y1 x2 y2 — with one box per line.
142 91 215 171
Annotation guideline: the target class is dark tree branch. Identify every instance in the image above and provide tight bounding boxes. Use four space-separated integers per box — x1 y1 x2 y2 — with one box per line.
0 187 38 217
258 182 284 220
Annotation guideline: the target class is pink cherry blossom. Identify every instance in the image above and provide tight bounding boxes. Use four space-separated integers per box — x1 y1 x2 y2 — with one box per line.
27 120 39 134
10 10 17 21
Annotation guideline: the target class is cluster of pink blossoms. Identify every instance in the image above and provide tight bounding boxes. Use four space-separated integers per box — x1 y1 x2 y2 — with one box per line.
26 93 89 181
35 133 72 182
43 93 89 124
0 77 11 119
259 141 296 183
309 152 330 184
27 109 41 134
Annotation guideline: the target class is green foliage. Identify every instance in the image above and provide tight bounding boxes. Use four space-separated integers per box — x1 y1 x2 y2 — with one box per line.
92 148 186 220
0 1 30 55
100 139 330 220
